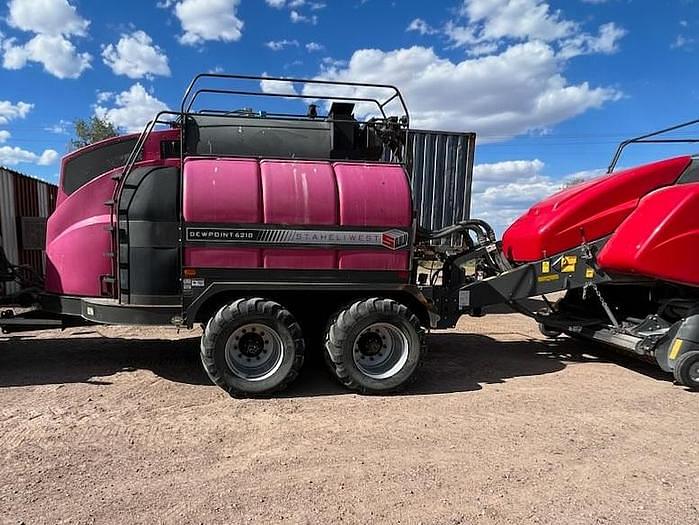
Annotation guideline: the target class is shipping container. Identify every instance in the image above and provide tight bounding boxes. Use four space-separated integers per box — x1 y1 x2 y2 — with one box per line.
0 166 57 294
407 129 476 244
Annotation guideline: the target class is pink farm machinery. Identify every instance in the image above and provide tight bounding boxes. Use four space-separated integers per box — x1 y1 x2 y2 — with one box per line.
1 74 698 395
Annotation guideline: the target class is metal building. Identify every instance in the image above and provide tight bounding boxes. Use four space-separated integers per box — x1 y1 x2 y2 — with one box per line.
0 166 57 294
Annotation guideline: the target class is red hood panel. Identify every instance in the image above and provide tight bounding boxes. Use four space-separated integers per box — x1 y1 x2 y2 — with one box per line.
501 156 692 262
597 182 699 287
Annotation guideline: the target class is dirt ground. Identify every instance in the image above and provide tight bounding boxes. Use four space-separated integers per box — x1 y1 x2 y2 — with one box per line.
1 310 697 525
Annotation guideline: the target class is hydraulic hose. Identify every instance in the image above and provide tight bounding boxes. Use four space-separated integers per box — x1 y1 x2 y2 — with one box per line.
416 219 497 244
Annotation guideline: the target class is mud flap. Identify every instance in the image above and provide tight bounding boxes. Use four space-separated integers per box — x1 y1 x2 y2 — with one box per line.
655 313 699 372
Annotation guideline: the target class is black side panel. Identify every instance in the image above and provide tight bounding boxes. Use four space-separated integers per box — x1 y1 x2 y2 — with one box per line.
183 114 385 161
120 166 180 304
63 138 138 195
185 115 332 159
677 159 699 184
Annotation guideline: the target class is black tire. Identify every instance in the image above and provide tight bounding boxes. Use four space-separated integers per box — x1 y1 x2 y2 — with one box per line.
673 350 699 390
324 298 426 394
538 323 562 339
201 298 304 397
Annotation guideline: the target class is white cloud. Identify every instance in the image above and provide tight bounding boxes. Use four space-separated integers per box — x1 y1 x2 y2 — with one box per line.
472 159 545 193
102 30 170 79
265 39 324 52
265 39 299 51
469 160 607 233
0 130 10 143
446 0 625 59
7 0 89 36
2 33 91 78
407 18 437 36
290 10 317 24
467 42 500 56
0 100 33 125
96 91 114 103
671 35 694 50
267 0 325 9
471 159 558 232
45 119 70 134
94 83 169 133
260 76 299 97
266 0 322 24
313 43 621 140
451 0 576 44
305 41 324 52
321 56 347 68
38 149 59 165
2 0 91 79
0 145 59 166
170 0 244 45
558 22 626 58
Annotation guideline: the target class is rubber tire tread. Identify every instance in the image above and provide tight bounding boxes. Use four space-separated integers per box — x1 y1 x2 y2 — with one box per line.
539 323 562 339
673 350 699 390
201 297 304 398
324 298 426 394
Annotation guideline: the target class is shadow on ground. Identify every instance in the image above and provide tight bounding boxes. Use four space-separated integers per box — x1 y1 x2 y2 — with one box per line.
0 331 207 388
0 328 671 396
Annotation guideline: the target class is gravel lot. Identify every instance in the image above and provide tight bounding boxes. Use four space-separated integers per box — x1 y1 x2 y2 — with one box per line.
1 310 697 524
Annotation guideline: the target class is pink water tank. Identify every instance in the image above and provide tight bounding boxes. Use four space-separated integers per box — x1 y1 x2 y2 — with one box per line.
182 158 412 271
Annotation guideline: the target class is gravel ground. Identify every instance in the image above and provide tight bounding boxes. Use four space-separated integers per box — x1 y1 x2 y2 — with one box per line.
1 311 697 525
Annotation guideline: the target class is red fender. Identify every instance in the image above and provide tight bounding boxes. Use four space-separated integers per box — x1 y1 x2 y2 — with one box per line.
598 182 699 286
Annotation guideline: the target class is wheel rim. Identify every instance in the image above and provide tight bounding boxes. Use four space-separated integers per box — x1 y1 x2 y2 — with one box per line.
224 323 285 382
689 361 699 383
352 322 409 380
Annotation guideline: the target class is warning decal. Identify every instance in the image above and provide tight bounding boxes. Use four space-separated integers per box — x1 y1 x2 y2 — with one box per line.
561 255 577 273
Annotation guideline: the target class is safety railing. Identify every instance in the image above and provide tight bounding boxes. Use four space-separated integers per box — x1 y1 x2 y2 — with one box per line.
608 117 699 173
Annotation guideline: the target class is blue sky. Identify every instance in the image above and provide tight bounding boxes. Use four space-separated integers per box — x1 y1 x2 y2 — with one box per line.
1 0 698 230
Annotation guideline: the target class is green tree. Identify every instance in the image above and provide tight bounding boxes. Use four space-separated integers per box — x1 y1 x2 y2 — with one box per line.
71 116 118 149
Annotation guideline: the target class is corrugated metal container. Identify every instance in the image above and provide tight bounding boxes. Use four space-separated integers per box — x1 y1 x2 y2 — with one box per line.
407 130 476 238
0 167 57 295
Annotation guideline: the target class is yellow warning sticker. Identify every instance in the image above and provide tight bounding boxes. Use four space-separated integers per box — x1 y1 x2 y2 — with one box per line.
561 255 577 273
538 274 560 283
585 267 595 279
669 339 683 360
542 261 551 273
